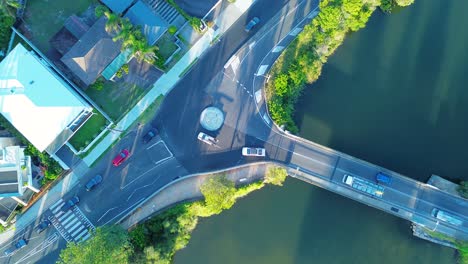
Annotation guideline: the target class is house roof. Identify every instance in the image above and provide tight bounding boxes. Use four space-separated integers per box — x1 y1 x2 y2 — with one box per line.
0 44 91 153
125 1 168 45
101 0 134 14
61 16 122 86
64 15 90 39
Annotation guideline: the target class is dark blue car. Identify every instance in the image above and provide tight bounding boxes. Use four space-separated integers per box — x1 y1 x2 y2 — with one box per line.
376 172 392 184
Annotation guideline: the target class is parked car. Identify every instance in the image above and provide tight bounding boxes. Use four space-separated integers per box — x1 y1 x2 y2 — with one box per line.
4 239 27 256
85 174 103 191
242 147 266 157
376 172 392 185
61 196 80 212
197 132 218 145
142 129 158 144
112 149 130 166
36 220 51 234
245 17 260 32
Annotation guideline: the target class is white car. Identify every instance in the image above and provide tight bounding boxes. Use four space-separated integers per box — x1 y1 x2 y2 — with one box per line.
197 132 218 145
242 147 266 157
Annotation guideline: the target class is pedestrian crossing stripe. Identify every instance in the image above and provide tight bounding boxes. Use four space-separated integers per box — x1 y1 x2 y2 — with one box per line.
49 200 95 243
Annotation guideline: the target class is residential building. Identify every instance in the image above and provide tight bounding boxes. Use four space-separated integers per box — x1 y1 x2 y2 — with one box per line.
125 0 169 45
101 0 135 14
0 44 93 160
0 137 38 226
61 16 123 86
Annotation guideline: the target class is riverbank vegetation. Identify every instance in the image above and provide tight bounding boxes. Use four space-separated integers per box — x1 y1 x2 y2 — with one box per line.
58 226 132 264
266 0 415 132
57 166 289 264
457 181 468 199
422 227 468 264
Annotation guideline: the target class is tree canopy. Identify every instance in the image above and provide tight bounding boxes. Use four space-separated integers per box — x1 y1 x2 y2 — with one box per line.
264 166 288 186
200 175 237 215
57 226 133 264
395 0 414 7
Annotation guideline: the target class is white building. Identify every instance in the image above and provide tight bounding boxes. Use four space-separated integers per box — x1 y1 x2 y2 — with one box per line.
0 44 93 158
0 137 38 226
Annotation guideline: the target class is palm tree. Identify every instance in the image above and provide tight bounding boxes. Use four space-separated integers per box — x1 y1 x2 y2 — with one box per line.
104 11 120 33
133 39 159 64
121 28 140 51
1 0 21 18
112 18 132 42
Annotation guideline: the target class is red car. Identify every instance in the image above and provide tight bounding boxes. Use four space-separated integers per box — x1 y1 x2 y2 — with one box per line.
112 149 129 166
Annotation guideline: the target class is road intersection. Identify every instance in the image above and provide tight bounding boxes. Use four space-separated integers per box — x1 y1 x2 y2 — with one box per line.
2 0 467 262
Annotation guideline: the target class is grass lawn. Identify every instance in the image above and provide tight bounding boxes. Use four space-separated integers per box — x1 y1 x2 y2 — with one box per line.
69 111 108 151
156 33 178 61
22 0 97 52
85 80 147 121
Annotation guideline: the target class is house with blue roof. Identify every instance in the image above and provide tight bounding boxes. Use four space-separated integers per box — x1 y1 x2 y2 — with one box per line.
100 0 134 14
125 1 169 45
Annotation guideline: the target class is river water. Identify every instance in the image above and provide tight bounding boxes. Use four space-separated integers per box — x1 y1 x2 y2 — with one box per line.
175 1 464 263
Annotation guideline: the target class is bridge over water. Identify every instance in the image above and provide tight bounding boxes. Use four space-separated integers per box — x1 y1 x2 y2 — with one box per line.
264 130 468 241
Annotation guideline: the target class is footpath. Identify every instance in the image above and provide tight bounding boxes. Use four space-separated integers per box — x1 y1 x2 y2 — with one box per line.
0 0 257 245
120 162 272 229
83 0 257 166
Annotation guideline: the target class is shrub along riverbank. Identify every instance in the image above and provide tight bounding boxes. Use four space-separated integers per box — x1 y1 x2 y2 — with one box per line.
266 0 414 132
57 166 288 264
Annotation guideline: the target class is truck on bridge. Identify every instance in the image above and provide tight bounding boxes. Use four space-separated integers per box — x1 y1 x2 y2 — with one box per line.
431 208 463 226
343 174 385 198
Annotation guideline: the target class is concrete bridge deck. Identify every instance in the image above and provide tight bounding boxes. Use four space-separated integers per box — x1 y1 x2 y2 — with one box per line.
265 131 468 241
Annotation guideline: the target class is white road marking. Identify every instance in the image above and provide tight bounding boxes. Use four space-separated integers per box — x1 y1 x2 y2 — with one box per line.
308 10 319 18
74 229 88 241
49 199 64 212
80 233 91 243
256 65 269 76
14 233 59 264
60 212 74 225
263 113 271 125
58 210 72 221
67 222 82 234
224 55 238 69
103 198 145 226
70 225 85 237
98 206 118 222
249 41 256 50
290 27 302 36
255 89 262 103
272 46 284 53
63 217 78 229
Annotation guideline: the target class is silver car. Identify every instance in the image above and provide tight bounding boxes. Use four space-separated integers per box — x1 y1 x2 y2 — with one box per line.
242 147 266 157
197 132 218 145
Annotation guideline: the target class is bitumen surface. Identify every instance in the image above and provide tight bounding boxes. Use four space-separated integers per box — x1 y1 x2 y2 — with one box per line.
3 0 466 262
0 1 312 263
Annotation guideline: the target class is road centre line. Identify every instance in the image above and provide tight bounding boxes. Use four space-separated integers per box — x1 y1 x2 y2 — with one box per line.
126 171 165 202
103 198 145 226
97 206 118 222
120 156 173 190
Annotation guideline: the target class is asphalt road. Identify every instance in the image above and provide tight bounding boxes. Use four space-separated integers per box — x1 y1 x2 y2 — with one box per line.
0 0 314 263
3 0 467 262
